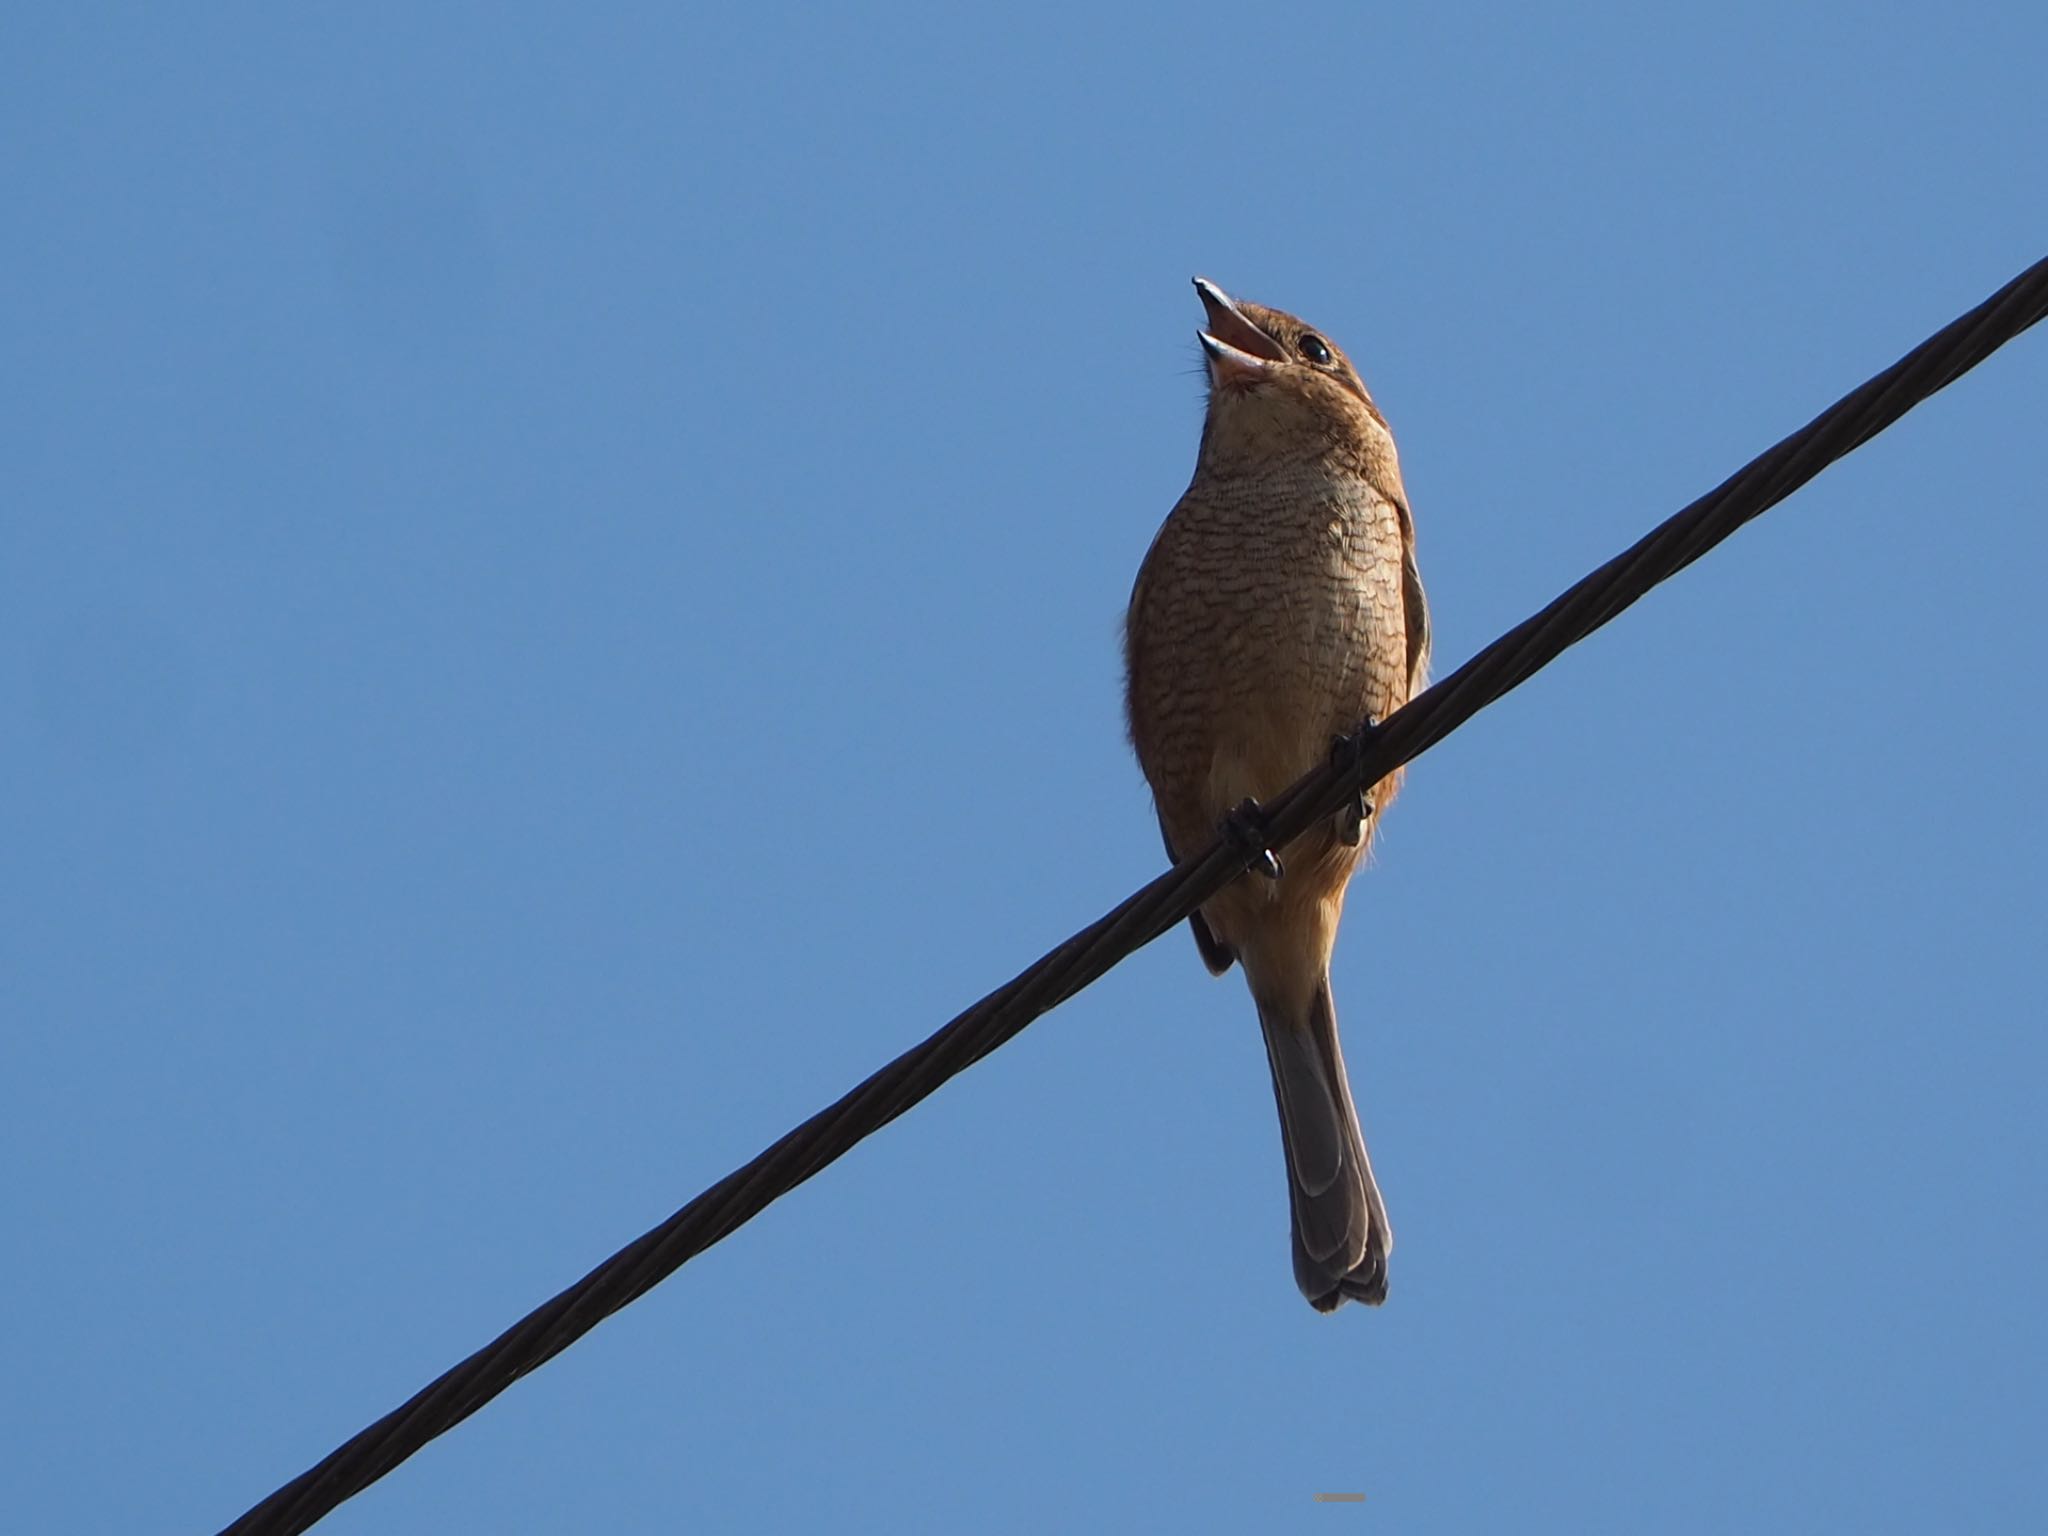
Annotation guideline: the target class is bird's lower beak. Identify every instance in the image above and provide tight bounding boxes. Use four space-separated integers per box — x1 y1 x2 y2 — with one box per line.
1193 276 1283 386
1198 332 1274 386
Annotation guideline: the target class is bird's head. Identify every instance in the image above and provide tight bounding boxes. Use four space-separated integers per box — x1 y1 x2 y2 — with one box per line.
1191 277 1394 473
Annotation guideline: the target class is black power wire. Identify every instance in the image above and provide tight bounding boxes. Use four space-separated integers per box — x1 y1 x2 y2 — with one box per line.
220 253 2048 1536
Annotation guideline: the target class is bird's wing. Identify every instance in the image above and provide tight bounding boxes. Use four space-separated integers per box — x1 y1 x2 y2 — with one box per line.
1401 533 1431 700
1158 814 1236 976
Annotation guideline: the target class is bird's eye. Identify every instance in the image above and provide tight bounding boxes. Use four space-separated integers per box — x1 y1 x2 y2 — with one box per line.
1299 333 1333 366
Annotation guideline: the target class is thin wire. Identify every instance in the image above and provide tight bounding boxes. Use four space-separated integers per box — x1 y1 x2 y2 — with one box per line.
219 253 2048 1536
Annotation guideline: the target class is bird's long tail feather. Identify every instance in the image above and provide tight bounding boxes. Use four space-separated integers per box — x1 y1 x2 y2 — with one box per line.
1255 974 1390 1310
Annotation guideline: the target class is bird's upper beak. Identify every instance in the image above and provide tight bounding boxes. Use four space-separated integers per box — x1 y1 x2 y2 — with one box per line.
1193 276 1284 386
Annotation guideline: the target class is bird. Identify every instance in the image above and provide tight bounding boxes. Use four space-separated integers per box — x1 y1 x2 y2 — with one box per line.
1124 277 1429 1311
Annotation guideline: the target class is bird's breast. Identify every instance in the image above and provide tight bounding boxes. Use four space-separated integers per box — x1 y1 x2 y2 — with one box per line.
1127 464 1411 846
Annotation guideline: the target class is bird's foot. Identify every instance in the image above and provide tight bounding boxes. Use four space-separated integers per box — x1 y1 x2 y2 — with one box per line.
1329 720 1381 847
1223 798 1285 881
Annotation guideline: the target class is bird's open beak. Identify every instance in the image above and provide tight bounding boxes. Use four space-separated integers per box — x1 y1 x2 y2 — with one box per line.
1194 276 1284 386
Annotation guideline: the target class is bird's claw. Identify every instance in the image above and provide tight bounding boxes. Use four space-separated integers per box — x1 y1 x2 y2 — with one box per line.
1330 721 1380 847
1224 798 1285 880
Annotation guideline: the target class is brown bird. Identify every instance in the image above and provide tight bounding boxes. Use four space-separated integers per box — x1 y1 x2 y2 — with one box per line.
1125 277 1429 1311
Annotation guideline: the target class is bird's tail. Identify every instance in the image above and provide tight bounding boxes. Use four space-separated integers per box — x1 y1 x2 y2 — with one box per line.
1255 973 1390 1310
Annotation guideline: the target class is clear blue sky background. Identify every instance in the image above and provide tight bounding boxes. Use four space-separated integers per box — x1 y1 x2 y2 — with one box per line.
5 4 2045 1532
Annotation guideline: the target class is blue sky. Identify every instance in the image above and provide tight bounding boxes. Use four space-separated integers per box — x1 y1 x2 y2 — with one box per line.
5 4 2046 1532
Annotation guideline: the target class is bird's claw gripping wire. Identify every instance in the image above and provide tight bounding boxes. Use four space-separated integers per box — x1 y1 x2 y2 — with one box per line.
1224 798 1285 881
1330 719 1381 847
